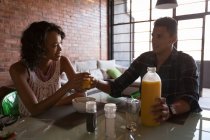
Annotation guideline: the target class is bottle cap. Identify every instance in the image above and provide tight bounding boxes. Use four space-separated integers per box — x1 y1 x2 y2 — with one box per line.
104 103 117 118
147 67 156 72
86 101 97 113
104 103 117 112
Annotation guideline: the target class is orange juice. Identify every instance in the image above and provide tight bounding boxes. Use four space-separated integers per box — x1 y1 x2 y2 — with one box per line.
82 78 91 89
140 67 161 126
141 81 161 126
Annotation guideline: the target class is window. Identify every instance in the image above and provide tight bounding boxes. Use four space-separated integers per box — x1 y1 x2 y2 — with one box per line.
112 1 132 66
204 15 210 61
209 0 210 12
176 0 205 16
110 0 210 92
177 18 203 61
110 0 210 62
134 22 150 58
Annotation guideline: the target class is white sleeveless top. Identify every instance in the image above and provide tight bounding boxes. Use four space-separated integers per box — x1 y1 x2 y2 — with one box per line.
19 60 61 116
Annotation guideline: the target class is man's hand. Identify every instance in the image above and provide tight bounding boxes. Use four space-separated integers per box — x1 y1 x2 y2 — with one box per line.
151 97 170 122
151 97 191 123
86 75 99 89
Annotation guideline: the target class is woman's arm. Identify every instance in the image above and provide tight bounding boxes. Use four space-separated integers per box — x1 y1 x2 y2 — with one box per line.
55 92 85 106
60 56 77 80
9 60 84 116
56 56 89 105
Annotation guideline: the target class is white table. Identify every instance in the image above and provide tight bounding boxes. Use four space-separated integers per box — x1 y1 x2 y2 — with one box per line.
1 102 210 140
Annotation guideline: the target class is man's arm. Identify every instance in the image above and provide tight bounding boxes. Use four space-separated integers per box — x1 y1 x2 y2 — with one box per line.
95 80 111 93
174 53 201 113
152 54 202 122
93 57 143 97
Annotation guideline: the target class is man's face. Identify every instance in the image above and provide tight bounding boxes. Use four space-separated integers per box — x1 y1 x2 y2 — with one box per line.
152 26 176 55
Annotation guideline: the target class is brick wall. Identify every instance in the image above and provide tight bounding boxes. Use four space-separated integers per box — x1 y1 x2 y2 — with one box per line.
0 0 107 86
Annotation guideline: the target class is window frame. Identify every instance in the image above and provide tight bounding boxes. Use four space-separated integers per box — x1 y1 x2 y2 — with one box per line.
108 0 210 95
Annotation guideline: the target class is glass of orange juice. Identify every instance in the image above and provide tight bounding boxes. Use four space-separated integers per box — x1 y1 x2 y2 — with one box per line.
82 78 91 89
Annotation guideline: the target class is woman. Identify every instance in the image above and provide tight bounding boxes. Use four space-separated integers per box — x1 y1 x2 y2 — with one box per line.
10 21 89 116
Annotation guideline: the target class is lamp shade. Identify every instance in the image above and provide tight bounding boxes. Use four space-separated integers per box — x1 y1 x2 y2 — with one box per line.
155 0 178 9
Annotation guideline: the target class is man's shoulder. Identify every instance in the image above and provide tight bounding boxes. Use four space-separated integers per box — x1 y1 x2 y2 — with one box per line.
176 51 197 68
132 51 155 68
136 51 154 59
141 51 153 56
176 51 195 61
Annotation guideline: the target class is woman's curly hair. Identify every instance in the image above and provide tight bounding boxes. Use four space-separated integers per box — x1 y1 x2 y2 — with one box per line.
21 21 65 70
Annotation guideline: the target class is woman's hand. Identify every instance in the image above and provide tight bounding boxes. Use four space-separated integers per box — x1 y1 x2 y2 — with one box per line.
151 97 170 123
56 92 85 106
67 72 90 91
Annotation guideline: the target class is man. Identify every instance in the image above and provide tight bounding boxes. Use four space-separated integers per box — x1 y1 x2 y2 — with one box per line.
93 17 202 122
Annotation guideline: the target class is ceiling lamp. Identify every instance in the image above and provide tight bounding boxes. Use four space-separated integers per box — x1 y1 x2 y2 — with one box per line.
155 0 178 9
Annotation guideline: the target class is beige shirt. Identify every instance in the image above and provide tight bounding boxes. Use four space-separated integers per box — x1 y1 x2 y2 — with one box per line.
19 60 61 116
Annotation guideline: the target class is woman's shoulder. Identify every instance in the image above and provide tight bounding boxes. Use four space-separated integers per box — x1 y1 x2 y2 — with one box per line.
60 55 70 63
10 61 28 76
59 55 75 74
60 55 74 66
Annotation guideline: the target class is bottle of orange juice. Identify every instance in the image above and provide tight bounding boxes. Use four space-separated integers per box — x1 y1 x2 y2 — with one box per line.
141 67 161 126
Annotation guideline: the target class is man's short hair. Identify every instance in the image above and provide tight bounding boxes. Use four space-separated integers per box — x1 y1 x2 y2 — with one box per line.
154 17 177 36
